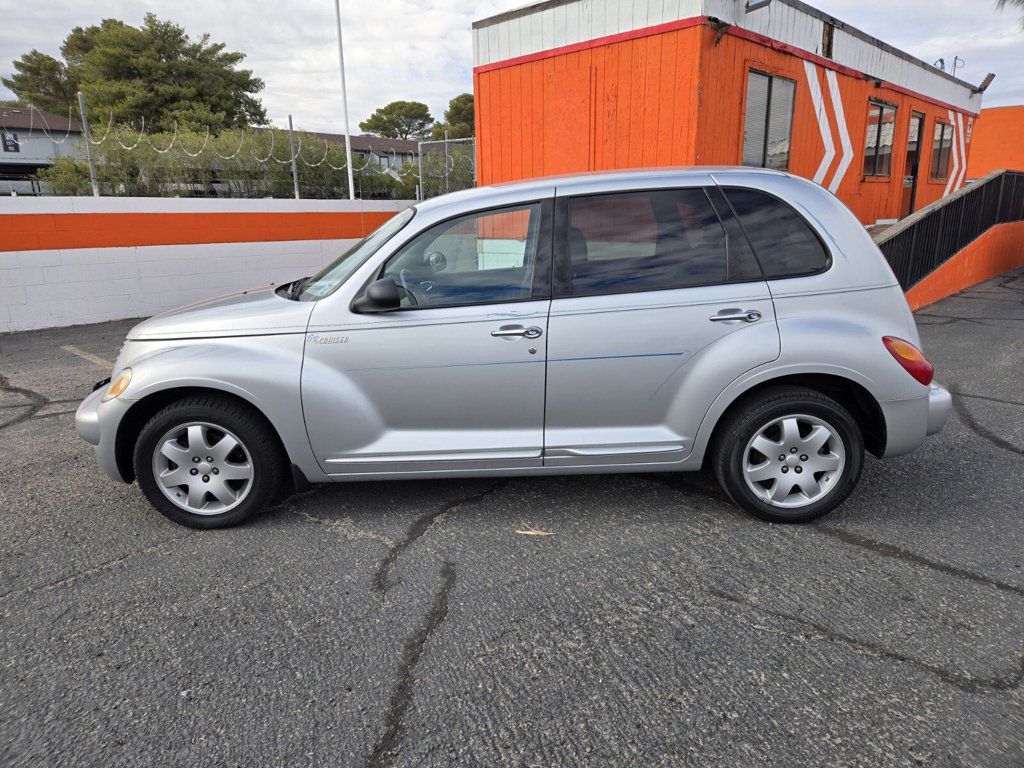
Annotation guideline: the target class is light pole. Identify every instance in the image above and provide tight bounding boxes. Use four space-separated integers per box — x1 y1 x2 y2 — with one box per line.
333 0 356 200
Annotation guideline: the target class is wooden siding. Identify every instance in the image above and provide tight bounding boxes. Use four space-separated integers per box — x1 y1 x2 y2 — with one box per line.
474 24 704 185
695 27 972 223
964 106 1024 181
474 0 980 114
475 20 973 222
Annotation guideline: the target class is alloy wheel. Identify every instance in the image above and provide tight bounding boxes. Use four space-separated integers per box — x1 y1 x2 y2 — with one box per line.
151 421 254 515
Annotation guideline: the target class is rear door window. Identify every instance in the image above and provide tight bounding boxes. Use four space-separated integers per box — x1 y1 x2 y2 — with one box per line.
562 188 763 297
722 187 830 278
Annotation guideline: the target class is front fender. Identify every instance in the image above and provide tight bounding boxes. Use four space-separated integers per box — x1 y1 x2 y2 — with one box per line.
119 335 326 482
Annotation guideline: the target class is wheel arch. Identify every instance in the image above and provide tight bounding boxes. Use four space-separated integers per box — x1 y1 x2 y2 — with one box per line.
114 386 291 484
702 372 887 465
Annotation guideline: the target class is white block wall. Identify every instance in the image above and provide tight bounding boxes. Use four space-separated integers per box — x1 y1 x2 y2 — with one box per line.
0 197 413 334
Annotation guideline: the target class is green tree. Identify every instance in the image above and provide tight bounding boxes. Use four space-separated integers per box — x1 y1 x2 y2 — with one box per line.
430 93 474 140
3 14 266 131
359 100 433 140
1 50 77 115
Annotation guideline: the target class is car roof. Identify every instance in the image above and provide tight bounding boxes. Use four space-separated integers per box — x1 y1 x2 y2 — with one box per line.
414 166 789 212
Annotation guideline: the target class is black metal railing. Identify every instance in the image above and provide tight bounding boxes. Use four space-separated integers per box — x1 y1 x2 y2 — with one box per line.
875 169 1024 289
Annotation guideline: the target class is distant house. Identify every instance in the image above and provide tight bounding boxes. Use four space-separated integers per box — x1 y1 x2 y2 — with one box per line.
313 132 419 171
0 107 84 195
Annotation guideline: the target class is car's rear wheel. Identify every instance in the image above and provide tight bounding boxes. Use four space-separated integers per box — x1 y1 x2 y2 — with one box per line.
133 395 285 528
711 387 864 523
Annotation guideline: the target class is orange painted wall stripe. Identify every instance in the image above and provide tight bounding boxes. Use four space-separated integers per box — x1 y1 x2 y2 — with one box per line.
904 221 1024 310
0 211 397 253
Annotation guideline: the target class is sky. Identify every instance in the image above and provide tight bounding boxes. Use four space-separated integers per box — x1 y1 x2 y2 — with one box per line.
1 0 1022 133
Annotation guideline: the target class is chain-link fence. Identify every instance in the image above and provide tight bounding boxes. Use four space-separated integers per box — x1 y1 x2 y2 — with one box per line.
417 137 476 199
2 100 476 200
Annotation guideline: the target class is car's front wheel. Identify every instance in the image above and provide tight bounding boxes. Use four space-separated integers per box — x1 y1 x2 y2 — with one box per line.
133 395 286 528
711 387 864 523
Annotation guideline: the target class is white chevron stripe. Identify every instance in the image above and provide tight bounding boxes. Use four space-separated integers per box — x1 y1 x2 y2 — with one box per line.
955 113 969 190
825 70 853 194
944 109 960 197
803 61 835 186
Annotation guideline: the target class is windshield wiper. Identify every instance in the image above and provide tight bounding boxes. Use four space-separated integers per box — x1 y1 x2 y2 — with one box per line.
286 276 310 301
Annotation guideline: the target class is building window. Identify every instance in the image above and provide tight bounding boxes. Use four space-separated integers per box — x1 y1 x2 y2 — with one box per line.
863 101 897 177
931 122 954 179
743 71 795 171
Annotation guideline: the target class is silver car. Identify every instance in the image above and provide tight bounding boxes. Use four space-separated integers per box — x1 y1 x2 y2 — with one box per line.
76 168 951 528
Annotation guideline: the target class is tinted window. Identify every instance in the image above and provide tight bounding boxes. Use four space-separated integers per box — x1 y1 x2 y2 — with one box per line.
383 203 541 308
565 189 761 296
723 188 830 279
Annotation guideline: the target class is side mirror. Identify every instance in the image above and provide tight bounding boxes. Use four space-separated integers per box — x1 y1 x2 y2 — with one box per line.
352 277 402 313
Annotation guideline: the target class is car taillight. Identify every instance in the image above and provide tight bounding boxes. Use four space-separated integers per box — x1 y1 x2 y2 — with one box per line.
883 336 934 386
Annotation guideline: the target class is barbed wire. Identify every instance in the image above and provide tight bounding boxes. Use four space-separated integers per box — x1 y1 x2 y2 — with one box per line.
5 104 473 197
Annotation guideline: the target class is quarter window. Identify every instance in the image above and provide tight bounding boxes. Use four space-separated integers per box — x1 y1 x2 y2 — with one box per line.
564 188 762 297
931 122 954 179
382 203 541 308
722 188 830 279
743 71 796 171
863 101 897 177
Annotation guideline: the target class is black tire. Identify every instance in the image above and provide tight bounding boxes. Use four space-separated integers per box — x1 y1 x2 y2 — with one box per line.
133 394 287 529
711 386 864 524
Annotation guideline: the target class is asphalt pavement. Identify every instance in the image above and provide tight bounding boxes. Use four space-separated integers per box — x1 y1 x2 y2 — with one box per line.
1 268 1023 767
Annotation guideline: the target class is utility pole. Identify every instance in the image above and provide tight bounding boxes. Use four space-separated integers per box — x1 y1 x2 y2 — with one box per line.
288 114 300 199
77 92 100 197
333 0 356 200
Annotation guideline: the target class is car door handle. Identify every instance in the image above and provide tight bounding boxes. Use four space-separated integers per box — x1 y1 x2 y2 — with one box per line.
491 325 543 339
709 309 762 323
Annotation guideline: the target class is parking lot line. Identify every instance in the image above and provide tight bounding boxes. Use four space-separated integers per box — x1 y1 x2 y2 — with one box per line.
60 345 114 369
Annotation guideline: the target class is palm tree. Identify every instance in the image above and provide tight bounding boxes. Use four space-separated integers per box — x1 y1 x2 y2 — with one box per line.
997 0 1024 24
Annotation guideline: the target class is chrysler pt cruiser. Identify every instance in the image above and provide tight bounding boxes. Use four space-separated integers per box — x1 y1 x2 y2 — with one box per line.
76 168 951 528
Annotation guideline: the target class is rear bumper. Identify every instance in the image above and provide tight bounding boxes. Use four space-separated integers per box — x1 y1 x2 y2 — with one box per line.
926 383 953 436
880 382 952 457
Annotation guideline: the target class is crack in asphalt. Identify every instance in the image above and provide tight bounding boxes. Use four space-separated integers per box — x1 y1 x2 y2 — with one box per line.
951 389 1024 457
366 560 457 768
372 481 507 596
0 531 197 605
955 392 1024 409
0 373 48 431
709 586 1024 694
814 526 1024 598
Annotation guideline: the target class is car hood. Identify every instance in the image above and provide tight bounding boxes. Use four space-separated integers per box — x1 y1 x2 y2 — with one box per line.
127 284 315 341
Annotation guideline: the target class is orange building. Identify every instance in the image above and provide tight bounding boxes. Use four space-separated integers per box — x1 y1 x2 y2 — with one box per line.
964 105 1024 181
472 0 989 225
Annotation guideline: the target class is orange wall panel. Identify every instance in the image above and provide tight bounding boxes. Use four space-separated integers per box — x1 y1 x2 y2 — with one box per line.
964 106 1024 179
475 17 975 225
695 29 972 224
904 221 1024 310
475 25 703 185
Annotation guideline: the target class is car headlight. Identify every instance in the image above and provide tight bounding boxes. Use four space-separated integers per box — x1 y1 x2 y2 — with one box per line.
102 368 133 402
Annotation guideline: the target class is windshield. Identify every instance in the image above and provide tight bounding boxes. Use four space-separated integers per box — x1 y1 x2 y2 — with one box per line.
298 207 415 300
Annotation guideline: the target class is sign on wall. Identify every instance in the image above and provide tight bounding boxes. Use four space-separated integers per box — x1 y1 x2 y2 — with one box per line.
2 131 19 152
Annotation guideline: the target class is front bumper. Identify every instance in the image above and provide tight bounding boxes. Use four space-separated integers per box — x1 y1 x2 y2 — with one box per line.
926 383 953 436
75 384 131 483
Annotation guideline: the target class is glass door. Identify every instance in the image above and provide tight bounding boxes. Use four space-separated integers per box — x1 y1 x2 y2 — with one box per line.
901 113 926 218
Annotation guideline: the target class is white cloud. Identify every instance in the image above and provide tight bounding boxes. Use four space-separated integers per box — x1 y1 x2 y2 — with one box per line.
2 0 1022 131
